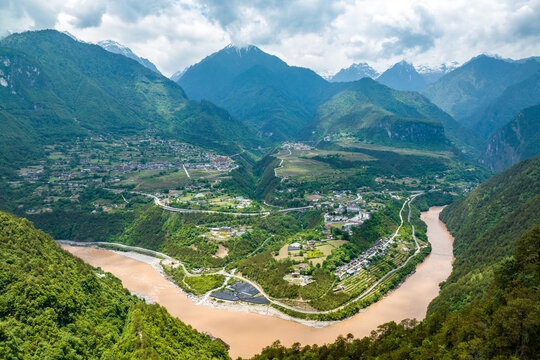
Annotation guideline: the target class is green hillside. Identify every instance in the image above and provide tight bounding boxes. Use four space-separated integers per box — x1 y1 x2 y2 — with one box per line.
421 55 540 128
0 210 230 359
0 30 256 174
177 45 336 140
438 155 540 302
480 104 540 172
248 156 540 360
472 72 540 138
305 78 477 152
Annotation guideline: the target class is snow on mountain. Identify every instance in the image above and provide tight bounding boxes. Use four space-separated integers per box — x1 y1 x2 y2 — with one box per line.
329 62 379 82
97 40 161 74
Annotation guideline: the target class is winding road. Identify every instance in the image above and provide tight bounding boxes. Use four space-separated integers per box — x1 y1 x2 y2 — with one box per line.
274 148 292 178
131 191 312 217
57 194 425 316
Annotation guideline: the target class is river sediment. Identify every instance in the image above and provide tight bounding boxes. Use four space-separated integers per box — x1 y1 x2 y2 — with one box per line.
63 206 453 359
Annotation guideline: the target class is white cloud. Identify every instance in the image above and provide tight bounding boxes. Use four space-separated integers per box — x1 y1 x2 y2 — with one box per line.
0 0 539 76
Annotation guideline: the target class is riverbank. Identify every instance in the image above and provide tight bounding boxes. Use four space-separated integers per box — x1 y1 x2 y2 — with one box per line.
62 206 453 359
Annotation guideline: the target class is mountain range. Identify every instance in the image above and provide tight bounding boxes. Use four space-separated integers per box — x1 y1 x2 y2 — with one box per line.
328 62 379 82
176 44 335 140
328 56 539 165
329 61 455 90
0 30 256 174
0 30 538 175
174 45 480 153
97 39 161 74
421 55 540 137
480 104 540 172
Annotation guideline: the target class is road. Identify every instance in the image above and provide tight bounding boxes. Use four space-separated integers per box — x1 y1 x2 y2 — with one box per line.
182 164 191 179
131 191 313 217
274 148 292 178
57 194 426 316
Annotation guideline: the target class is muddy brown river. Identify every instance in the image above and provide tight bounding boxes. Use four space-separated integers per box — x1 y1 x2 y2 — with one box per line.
63 206 453 359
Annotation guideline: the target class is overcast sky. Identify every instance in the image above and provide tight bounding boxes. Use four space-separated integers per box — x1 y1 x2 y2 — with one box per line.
2 0 539 76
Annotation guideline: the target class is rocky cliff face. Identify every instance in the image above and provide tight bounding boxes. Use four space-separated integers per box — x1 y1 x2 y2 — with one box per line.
345 116 449 150
377 117 447 145
480 104 540 172
0 53 47 96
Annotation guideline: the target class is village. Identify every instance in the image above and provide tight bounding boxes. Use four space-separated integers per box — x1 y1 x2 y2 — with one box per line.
12 133 239 215
334 235 397 279
202 226 252 241
167 191 262 213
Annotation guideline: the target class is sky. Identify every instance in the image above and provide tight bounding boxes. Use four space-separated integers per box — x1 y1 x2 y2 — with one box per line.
1 0 540 77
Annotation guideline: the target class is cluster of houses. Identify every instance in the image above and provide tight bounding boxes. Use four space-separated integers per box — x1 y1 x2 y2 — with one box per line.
323 208 370 234
334 236 396 279
203 226 250 241
17 166 44 182
283 272 314 286
287 239 325 251
282 142 313 151
283 264 315 286
172 194 253 210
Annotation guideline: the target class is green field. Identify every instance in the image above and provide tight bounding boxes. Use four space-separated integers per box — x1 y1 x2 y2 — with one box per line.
337 140 454 158
121 170 191 191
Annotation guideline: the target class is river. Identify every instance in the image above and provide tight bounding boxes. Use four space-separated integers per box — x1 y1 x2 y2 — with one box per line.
62 206 453 359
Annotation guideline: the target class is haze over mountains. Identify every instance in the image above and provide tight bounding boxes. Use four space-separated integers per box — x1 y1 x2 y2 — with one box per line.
328 63 379 82
85 36 540 172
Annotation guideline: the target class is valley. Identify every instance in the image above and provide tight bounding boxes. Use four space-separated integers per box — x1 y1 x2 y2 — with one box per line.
0 22 538 360
61 206 454 358
3 120 474 319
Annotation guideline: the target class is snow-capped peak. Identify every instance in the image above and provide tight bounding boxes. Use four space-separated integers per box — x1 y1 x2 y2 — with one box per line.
97 40 161 74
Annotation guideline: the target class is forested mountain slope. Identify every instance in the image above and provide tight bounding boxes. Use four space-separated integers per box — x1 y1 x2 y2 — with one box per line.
472 71 540 138
0 30 255 174
0 211 230 359
177 44 338 140
305 78 476 152
437 155 540 304
421 55 540 129
480 104 540 172
247 156 540 359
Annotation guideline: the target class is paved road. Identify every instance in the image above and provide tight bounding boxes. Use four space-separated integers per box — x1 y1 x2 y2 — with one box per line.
58 194 427 316
274 148 291 178
132 191 312 217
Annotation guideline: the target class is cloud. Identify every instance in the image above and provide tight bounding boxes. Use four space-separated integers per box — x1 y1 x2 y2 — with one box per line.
66 1 107 28
199 0 348 45
0 0 539 76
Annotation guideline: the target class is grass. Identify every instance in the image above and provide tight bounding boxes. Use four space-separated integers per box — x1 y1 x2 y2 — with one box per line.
165 265 226 296
184 274 226 295
121 170 191 191
337 141 454 159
